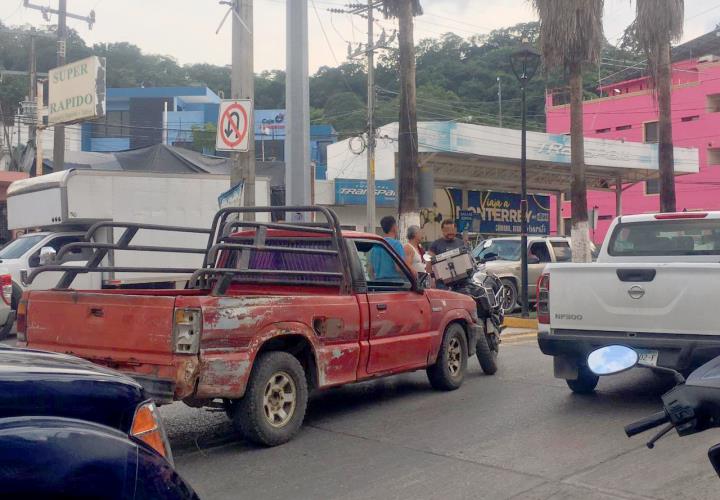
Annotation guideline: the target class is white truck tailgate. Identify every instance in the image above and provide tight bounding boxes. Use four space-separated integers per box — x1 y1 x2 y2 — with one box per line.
548 263 720 336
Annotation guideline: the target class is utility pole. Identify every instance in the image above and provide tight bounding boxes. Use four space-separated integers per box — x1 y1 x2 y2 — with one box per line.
285 0 311 218
54 0 67 172
230 0 256 216
23 1 95 172
28 31 37 145
334 1 395 232
366 1 376 233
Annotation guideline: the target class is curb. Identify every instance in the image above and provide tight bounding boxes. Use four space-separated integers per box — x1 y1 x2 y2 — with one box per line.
503 316 538 329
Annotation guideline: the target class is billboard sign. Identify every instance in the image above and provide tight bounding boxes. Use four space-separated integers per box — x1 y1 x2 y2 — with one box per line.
48 56 106 125
335 179 397 207
450 189 550 235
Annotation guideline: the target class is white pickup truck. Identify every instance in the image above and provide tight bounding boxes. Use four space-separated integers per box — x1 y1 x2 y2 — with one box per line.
538 212 720 393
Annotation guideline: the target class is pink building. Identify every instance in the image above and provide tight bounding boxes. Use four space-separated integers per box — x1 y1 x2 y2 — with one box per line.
546 43 720 243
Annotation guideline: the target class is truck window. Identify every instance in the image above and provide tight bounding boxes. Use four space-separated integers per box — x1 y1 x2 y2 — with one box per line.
551 241 572 262
529 242 552 263
608 219 720 256
221 237 342 286
29 236 91 267
354 240 412 292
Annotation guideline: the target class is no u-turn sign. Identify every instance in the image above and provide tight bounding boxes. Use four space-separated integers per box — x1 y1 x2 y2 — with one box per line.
216 99 253 152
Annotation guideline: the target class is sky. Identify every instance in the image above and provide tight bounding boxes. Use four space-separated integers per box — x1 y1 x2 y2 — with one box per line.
2 0 720 73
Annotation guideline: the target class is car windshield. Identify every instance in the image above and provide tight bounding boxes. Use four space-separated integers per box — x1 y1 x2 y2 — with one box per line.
473 239 522 261
0 234 45 260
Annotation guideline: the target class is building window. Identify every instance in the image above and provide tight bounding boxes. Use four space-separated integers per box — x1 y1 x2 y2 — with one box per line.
616 124 632 131
93 110 130 138
681 115 700 122
596 127 611 134
708 148 720 165
645 178 660 195
644 121 659 143
707 94 720 113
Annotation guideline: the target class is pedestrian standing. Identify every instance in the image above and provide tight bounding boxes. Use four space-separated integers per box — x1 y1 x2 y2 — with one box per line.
404 225 426 275
370 216 413 279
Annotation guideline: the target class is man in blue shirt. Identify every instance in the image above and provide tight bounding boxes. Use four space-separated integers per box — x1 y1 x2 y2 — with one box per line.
370 216 406 280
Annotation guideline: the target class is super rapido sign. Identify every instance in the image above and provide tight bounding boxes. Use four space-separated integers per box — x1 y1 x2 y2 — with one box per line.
48 56 106 126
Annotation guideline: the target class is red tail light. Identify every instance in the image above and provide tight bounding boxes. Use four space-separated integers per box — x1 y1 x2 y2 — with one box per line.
654 212 708 220
16 298 27 343
537 273 550 324
0 275 11 306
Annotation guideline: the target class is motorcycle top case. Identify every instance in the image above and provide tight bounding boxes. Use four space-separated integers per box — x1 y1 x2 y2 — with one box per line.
432 247 474 285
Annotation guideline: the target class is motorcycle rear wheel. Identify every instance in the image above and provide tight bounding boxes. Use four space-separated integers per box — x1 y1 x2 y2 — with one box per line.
477 331 498 375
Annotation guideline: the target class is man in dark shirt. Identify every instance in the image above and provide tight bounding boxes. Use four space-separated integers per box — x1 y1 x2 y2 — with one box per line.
429 219 466 256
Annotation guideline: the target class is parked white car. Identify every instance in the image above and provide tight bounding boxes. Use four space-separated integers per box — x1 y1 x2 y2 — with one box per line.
538 212 720 393
472 236 595 312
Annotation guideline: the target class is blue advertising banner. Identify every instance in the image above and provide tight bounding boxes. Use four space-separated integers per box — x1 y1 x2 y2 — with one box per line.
448 190 550 235
335 179 397 207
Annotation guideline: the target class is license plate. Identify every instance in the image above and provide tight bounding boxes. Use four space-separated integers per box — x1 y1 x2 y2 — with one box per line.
636 349 659 367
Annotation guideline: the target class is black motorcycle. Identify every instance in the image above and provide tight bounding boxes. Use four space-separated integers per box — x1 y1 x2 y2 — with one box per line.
426 248 505 375
586 345 720 476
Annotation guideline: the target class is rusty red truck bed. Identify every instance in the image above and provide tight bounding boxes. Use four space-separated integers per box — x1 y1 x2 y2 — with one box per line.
20 206 483 446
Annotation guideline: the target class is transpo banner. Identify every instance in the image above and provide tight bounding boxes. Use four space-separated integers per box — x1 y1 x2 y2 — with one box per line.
450 189 550 235
334 179 397 207
48 56 106 126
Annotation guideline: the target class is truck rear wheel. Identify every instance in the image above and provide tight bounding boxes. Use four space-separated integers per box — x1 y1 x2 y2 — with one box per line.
566 366 599 394
231 351 308 446
427 323 468 391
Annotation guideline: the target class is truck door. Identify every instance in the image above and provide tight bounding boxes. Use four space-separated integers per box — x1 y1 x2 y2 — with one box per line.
353 240 432 374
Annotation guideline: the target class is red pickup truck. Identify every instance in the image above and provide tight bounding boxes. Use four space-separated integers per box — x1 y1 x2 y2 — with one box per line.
19 207 492 446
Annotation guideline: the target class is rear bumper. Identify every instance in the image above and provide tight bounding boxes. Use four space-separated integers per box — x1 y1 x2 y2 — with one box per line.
538 329 720 373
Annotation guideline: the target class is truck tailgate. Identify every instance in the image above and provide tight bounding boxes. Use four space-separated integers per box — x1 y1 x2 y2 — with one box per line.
548 263 720 336
25 291 178 366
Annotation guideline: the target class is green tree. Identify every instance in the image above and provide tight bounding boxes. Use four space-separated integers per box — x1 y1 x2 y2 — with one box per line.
532 0 604 263
635 0 684 212
191 123 217 153
322 92 366 137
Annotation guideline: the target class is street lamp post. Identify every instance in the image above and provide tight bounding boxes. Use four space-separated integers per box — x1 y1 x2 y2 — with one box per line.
510 39 540 319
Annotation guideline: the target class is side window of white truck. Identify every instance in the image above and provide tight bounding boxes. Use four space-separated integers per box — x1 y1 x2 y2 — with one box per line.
29 236 91 267
551 241 572 262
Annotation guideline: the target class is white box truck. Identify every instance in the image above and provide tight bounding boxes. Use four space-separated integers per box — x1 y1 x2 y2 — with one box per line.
0 169 270 337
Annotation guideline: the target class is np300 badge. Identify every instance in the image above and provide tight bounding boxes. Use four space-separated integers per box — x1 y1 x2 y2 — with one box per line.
628 286 646 300
555 313 583 321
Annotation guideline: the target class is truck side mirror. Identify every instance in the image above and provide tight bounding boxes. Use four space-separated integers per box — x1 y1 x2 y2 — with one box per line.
528 255 540 265
39 247 57 266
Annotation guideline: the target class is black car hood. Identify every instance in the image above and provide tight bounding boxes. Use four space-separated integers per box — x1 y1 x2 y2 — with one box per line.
0 346 146 433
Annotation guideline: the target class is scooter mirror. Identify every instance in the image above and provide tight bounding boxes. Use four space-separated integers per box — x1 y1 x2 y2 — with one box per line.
423 253 432 263
587 345 639 376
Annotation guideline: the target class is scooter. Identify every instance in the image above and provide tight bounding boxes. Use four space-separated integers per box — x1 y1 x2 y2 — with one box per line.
586 345 720 477
424 249 505 375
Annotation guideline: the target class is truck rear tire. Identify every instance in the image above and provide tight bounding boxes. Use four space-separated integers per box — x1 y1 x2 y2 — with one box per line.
566 366 599 394
427 323 468 391
476 331 499 375
231 351 308 446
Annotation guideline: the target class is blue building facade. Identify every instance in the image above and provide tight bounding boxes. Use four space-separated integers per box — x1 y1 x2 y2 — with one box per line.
83 88 337 179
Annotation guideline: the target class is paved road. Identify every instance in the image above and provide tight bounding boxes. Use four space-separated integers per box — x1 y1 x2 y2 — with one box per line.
6 332 718 499
162 335 720 500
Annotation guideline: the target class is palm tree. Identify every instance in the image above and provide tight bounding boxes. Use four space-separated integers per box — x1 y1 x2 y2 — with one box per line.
635 0 684 212
381 0 423 238
532 0 604 263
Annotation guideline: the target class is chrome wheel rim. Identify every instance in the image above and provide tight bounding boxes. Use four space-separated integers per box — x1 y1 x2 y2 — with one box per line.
501 285 515 311
262 371 297 428
448 337 462 377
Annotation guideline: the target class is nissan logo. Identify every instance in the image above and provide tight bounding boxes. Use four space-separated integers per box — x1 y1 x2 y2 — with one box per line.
628 285 645 300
